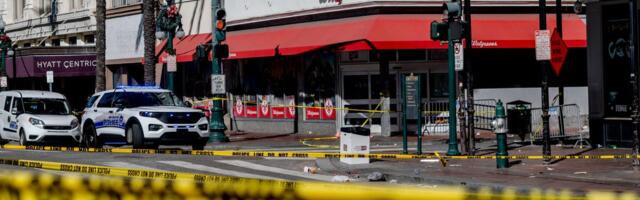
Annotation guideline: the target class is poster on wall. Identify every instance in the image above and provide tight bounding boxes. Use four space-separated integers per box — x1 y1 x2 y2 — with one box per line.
271 96 286 119
233 96 245 117
258 95 271 118
321 98 336 120
285 95 296 119
244 95 258 118
305 107 321 120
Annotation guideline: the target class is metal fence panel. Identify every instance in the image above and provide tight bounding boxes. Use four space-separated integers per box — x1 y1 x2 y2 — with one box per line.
422 99 496 135
530 104 583 141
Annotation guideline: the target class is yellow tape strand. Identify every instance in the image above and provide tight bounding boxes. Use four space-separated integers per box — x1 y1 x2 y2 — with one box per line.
0 158 635 200
3 144 639 160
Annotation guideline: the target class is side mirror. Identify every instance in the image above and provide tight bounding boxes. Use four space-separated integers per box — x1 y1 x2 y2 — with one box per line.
115 103 125 112
184 101 193 108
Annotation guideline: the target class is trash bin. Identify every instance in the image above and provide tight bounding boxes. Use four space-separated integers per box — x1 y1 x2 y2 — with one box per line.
506 100 532 141
340 127 371 165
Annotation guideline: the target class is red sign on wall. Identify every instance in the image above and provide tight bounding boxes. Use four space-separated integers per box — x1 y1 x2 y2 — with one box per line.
271 107 286 119
321 98 336 120
305 107 321 120
258 95 270 118
233 99 244 117
285 96 296 119
245 106 258 118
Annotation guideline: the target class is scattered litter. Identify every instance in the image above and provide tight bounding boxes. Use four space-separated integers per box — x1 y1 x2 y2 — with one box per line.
367 172 385 182
303 166 319 174
331 176 351 182
449 164 462 167
389 179 398 184
546 167 554 171
417 184 438 188
529 176 536 178
573 171 588 175
413 169 421 175
556 144 563 147
420 159 440 163
476 132 481 136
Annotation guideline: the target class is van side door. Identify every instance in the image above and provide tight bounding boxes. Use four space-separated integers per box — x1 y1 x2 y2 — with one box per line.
0 96 14 140
6 97 21 140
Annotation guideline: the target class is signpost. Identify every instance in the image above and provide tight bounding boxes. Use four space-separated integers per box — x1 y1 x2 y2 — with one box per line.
454 43 464 71
46 71 53 92
550 29 568 76
167 55 177 72
211 74 225 94
535 30 551 61
402 74 422 154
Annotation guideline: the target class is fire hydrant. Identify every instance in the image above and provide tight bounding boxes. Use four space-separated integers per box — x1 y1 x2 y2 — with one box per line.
492 100 508 168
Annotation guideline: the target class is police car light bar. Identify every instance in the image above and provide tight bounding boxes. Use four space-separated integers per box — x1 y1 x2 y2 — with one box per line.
115 85 161 89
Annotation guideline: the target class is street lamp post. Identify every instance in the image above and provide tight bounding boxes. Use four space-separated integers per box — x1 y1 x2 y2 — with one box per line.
209 0 229 142
156 0 185 90
0 17 14 91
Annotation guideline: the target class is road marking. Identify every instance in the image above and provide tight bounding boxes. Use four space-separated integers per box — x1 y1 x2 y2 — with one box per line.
157 161 282 180
216 160 334 182
102 162 160 171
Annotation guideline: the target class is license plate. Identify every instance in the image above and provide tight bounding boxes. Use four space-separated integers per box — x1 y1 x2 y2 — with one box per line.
177 129 188 133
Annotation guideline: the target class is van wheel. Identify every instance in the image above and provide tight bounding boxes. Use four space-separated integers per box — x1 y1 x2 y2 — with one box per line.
130 123 145 149
83 123 102 148
0 132 8 145
19 129 29 146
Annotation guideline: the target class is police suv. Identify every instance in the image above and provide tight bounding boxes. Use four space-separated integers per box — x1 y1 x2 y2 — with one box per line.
81 86 210 149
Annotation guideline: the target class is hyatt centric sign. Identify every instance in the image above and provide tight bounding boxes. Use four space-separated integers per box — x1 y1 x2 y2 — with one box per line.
33 55 96 76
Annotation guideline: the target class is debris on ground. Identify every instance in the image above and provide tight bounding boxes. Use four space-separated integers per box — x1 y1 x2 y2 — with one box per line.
331 175 352 182
303 166 319 174
389 179 398 184
546 167 554 171
420 159 440 163
367 172 385 182
573 171 588 175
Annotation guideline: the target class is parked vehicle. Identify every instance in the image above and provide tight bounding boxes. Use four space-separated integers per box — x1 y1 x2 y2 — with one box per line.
0 90 80 145
81 86 210 150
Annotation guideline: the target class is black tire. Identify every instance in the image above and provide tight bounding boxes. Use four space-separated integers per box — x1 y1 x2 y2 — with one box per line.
130 123 145 149
82 123 102 148
192 140 207 150
19 129 29 146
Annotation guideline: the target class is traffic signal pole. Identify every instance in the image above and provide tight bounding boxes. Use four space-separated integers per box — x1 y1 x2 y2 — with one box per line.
629 0 640 166
209 0 229 143
463 0 474 155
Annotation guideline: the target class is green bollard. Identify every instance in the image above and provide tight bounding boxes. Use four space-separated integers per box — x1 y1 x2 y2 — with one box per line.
492 100 508 168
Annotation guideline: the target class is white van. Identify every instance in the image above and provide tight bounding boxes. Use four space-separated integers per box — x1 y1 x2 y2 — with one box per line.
0 90 80 145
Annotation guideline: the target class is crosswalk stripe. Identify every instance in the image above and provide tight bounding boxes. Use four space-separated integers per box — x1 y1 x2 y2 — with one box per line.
216 160 334 182
102 162 160 170
157 160 282 180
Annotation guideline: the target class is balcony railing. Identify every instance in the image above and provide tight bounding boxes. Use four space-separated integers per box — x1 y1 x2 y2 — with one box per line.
111 0 143 8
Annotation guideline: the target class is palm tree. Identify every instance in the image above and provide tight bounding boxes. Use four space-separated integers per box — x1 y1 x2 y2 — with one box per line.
143 0 157 85
95 0 106 92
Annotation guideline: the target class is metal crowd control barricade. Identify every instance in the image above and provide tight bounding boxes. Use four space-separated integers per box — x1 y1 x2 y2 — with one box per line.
530 104 585 145
422 99 497 135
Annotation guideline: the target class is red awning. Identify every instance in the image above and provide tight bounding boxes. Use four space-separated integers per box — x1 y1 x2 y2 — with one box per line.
226 14 586 59
156 34 212 63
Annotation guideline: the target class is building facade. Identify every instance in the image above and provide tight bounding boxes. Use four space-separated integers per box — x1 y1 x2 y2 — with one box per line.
586 0 638 147
0 0 96 111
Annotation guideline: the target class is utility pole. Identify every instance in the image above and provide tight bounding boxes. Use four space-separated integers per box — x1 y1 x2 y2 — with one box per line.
463 0 474 155
209 0 230 142
539 0 552 163
556 0 566 143
629 0 640 166
444 2 461 156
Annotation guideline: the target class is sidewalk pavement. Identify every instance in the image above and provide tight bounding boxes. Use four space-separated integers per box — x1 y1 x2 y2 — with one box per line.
215 131 640 192
318 145 640 192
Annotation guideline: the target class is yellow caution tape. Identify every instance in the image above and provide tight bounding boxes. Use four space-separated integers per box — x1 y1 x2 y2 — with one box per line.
2 144 638 160
300 136 339 149
0 158 636 200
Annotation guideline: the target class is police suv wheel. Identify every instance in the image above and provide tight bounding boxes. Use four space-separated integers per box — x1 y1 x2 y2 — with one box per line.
192 140 207 150
130 123 145 149
83 123 102 148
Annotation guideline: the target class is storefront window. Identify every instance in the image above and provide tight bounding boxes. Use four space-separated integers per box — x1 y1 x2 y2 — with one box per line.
303 51 337 120
344 75 368 99
371 74 396 99
430 73 448 98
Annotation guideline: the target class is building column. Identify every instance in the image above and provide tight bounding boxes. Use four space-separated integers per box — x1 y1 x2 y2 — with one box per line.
23 0 37 19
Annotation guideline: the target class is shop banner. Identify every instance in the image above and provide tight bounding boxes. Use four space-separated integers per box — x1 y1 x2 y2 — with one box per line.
272 107 287 119
285 96 296 119
258 95 271 118
305 107 321 120
245 106 258 118
233 97 245 117
321 98 336 120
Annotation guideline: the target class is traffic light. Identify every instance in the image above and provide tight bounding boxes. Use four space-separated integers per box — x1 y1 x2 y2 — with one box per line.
449 21 466 41
442 2 461 20
214 44 229 58
214 9 226 42
430 21 448 41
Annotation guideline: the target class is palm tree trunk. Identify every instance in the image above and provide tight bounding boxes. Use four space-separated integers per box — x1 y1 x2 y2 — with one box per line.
143 0 156 85
95 0 106 92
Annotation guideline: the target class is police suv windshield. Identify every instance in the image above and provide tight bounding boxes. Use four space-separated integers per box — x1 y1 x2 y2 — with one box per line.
17 98 70 115
122 92 183 107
